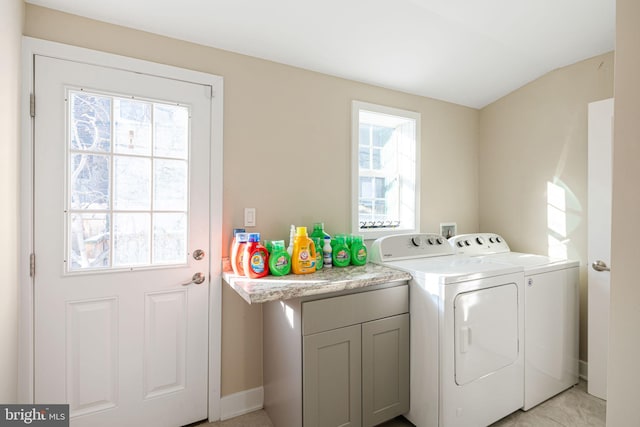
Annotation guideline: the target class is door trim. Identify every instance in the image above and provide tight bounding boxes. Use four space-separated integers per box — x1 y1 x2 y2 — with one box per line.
20 37 224 421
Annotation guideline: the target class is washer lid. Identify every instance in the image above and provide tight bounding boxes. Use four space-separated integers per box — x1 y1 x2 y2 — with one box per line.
481 252 580 273
385 256 523 285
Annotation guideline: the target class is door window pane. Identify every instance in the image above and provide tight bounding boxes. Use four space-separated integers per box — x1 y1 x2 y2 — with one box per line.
154 104 189 159
69 213 110 270
113 156 151 210
70 154 110 209
114 99 152 155
67 90 190 272
113 213 151 267
69 92 112 152
154 159 188 211
153 213 187 264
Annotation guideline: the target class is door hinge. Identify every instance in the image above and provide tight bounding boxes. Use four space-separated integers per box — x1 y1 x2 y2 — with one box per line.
30 93 35 118
29 253 35 277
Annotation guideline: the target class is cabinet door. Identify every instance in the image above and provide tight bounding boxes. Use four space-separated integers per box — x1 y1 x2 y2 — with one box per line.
362 314 410 427
303 325 362 427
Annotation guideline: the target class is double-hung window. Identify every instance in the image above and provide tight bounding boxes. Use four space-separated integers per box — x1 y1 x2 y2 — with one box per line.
352 101 420 238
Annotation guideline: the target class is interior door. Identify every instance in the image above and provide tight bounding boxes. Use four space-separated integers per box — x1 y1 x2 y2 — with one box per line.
33 55 211 426
587 97 613 400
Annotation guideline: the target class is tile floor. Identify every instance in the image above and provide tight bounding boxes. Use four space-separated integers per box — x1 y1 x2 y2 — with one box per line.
198 380 605 427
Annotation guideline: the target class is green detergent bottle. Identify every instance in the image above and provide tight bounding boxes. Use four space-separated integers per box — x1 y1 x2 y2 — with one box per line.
312 237 324 270
332 235 351 267
269 240 291 276
350 235 368 266
310 222 331 241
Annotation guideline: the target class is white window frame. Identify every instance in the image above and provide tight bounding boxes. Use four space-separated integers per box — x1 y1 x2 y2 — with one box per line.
351 101 420 239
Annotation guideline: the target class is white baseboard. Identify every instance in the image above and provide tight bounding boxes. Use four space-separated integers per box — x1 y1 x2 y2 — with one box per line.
579 359 588 381
220 386 264 421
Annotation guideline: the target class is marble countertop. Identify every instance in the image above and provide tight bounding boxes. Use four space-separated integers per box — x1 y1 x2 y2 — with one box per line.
223 263 411 304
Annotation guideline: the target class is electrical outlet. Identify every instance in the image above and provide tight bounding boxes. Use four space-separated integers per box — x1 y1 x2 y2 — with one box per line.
244 208 256 227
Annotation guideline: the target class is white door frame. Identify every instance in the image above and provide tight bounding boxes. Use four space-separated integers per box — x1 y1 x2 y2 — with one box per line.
19 37 224 421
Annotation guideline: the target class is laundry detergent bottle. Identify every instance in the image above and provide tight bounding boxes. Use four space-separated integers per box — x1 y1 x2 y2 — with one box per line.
312 237 324 270
310 222 331 241
269 240 291 276
232 232 249 276
291 226 317 274
242 233 269 279
230 228 245 259
350 235 368 266
332 234 351 267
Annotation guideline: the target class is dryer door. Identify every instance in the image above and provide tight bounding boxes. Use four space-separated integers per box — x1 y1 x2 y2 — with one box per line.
454 283 519 385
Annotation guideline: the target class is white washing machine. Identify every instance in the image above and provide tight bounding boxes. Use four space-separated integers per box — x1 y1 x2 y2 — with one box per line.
449 233 579 410
370 233 525 427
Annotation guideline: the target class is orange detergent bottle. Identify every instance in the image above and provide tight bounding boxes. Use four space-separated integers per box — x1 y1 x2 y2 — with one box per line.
242 233 269 279
232 232 249 276
229 228 245 273
291 226 317 275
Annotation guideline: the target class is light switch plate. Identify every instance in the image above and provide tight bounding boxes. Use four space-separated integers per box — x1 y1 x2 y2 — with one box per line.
244 208 256 227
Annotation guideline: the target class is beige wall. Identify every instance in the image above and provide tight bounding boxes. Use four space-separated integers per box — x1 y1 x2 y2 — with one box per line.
607 0 640 424
0 0 23 404
479 52 614 362
24 5 479 396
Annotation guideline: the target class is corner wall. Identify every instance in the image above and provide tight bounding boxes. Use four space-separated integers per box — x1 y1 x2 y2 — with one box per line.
479 52 615 362
0 0 24 404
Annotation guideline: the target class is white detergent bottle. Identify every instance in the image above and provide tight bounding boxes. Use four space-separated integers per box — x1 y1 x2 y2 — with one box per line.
323 236 333 268
287 224 296 256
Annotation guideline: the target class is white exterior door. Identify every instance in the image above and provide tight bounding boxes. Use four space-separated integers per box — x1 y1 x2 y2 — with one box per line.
587 97 613 400
33 55 212 426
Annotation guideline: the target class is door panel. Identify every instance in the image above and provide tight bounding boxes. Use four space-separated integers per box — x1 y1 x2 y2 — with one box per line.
66 298 118 417
587 98 613 400
34 55 211 426
454 284 519 385
362 313 409 427
303 325 362 427
144 290 187 399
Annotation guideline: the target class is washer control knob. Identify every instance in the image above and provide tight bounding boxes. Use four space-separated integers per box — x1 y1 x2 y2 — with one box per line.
411 236 422 247
489 237 495 243
464 240 471 246
496 236 502 243
427 237 435 245
457 241 464 248
436 237 444 245
476 237 485 245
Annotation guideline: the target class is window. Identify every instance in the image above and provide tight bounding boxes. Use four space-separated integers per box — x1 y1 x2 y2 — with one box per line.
67 89 190 271
352 101 420 238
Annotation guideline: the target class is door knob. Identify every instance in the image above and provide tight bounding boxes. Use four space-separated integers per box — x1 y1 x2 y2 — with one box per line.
193 249 205 260
181 272 206 286
592 260 610 272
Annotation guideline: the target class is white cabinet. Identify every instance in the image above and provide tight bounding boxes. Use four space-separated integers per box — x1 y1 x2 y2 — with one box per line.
264 283 409 427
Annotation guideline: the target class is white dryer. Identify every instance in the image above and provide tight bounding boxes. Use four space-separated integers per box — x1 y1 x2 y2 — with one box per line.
371 233 525 427
449 233 579 410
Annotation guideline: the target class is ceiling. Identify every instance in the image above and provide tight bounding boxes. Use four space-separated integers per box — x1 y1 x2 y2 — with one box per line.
26 0 615 109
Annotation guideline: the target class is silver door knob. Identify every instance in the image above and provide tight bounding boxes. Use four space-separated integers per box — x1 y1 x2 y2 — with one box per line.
592 260 610 272
182 272 206 286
